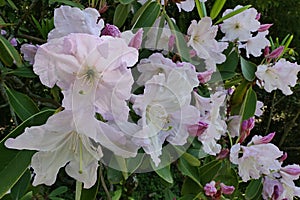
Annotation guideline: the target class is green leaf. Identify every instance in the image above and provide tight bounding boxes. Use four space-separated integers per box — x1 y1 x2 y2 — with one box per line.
209 71 237 82
230 79 251 114
165 14 191 62
178 158 202 187
164 189 177 200
245 178 263 200
49 186 68 197
240 56 256 81
10 169 31 200
5 87 39 121
218 49 239 72
153 164 173 184
113 4 131 28
0 35 22 67
210 0 227 20
48 0 84 9
9 67 37 78
132 1 161 29
198 160 222 185
174 146 200 166
181 177 202 196
131 0 152 25
112 189 122 200
0 109 55 199
81 168 100 200
215 5 252 24
119 0 134 5
19 192 33 200
240 86 257 121
6 0 18 10
107 166 124 184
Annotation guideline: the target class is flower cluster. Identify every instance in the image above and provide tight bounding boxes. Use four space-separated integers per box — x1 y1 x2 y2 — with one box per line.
4 2 300 199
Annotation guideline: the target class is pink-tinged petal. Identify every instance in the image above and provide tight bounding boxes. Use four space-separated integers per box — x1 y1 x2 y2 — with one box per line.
20 44 39 65
188 121 209 137
1 29 7 35
258 24 273 32
10 38 17 46
220 183 235 195
128 28 143 49
266 46 284 59
197 70 213 84
281 164 300 176
279 152 288 162
101 24 121 37
168 34 175 51
217 149 229 160
252 132 275 145
204 181 217 197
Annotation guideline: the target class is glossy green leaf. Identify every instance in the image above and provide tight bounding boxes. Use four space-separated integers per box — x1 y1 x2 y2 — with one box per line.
113 4 131 28
245 178 263 200
218 49 239 72
6 0 18 10
174 146 200 166
0 109 55 199
164 189 177 200
240 56 257 81
5 87 39 121
215 5 252 24
0 35 22 67
240 86 257 121
19 192 33 200
181 177 202 196
131 0 152 25
9 67 37 78
107 166 123 184
10 169 31 200
153 164 173 184
198 160 222 185
112 189 122 200
133 1 160 29
165 14 191 62
210 0 227 20
119 0 134 5
48 0 84 9
49 186 68 197
230 79 251 114
178 158 202 187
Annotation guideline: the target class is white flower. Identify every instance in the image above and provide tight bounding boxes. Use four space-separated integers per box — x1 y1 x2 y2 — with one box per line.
5 111 102 188
187 17 228 71
193 91 227 155
176 0 195 12
220 6 260 41
239 31 270 58
48 5 104 40
255 59 300 95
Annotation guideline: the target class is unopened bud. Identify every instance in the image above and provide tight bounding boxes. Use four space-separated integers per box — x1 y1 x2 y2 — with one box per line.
129 28 143 49
197 70 213 84
220 183 235 195
188 121 209 137
266 46 284 59
204 181 217 197
101 24 121 37
281 164 300 176
168 34 175 51
258 24 273 32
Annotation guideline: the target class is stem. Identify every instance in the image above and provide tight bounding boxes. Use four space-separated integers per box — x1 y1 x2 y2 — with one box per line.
15 33 46 43
265 91 276 135
0 82 18 126
279 109 300 147
100 163 111 200
79 140 83 174
75 181 82 200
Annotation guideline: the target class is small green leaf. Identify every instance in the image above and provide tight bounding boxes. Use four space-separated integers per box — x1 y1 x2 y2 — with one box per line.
210 0 227 20
153 164 173 184
49 186 68 197
245 178 263 200
181 177 202 196
131 0 152 25
6 0 18 10
9 67 37 78
240 86 257 121
215 5 252 24
132 1 161 29
48 0 84 9
112 189 122 200
10 169 31 200
198 160 222 185
19 191 33 200
5 87 39 121
113 4 131 28
178 158 202 187
240 56 256 81
119 0 134 5
0 35 22 67
0 109 55 199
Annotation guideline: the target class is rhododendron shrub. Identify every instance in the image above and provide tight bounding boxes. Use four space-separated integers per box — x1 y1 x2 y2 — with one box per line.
0 0 300 199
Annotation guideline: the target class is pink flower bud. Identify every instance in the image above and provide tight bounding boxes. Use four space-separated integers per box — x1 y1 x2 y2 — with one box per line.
101 24 121 37
239 117 255 143
129 28 143 49
253 132 275 144
279 152 288 162
266 46 284 59
190 49 197 57
258 24 273 32
264 46 270 57
227 88 234 95
281 164 300 176
10 38 17 46
197 70 213 84
220 183 235 195
204 181 217 197
217 149 229 160
256 13 261 20
188 121 209 137
168 34 175 51
1 29 7 35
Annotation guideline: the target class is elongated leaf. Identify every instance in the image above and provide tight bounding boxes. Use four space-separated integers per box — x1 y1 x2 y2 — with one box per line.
0 109 55 198
215 5 252 24
132 1 161 29
10 169 31 200
113 4 131 28
165 14 191 62
240 86 257 121
5 87 39 121
6 0 18 10
245 178 263 200
19 192 33 200
112 189 122 200
230 79 251 114
240 56 256 81
131 0 153 25
119 0 134 5
0 35 22 67
198 160 222 185
178 158 202 187
181 177 202 196
210 0 226 20
49 186 68 197
174 146 200 166
9 67 37 78
48 0 84 9
153 164 173 184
